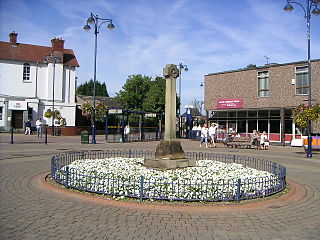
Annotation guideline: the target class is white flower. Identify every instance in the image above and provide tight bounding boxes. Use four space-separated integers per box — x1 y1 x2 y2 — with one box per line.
57 157 280 201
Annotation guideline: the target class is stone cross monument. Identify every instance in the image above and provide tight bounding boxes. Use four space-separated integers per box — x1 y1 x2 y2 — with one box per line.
143 64 196 169
163 64 179 140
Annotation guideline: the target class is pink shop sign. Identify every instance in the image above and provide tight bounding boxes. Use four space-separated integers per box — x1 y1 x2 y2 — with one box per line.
217 98 243 109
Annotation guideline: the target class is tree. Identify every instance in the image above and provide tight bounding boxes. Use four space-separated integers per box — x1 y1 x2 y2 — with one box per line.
143 77 166 113
191 98 204 115
77 79 109 97
246 64 256 69
115 75 151 111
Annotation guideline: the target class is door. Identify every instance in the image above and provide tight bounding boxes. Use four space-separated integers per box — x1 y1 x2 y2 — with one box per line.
12 110 23 128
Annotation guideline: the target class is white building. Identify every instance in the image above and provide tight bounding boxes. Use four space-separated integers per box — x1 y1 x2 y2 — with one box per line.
0 32 79 131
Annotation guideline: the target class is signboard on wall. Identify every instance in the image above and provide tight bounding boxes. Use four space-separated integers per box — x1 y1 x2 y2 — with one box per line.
8 101 28 110
217 98 243 109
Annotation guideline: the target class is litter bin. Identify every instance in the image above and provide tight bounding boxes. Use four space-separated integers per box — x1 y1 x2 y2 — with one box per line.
56 128 61 136
81 131 89 144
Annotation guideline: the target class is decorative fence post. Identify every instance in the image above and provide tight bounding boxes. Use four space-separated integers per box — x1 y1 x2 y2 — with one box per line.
65 166 70 188
236 178 241 202
233 155 236 163
51 156 55 179
139 175 144 202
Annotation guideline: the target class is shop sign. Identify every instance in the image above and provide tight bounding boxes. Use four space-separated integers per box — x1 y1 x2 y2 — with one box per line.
8 101 28 110
217 98 243 109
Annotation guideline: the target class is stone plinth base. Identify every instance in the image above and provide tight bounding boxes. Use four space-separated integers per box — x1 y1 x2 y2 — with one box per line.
144 158 196 170
155 140 186 159
143 140 196 169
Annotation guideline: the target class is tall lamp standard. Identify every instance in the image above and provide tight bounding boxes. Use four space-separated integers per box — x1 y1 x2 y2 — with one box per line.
177 63 188 138
284 0 320 158
44 54 62 136
83 13 115 144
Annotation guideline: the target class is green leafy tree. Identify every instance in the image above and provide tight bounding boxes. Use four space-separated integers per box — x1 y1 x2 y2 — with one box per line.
77 79 109 97
246 64 256 69
143 77 166 113
115 75 151 111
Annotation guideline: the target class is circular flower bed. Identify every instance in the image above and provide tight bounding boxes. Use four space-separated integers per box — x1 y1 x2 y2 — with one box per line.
57 156 283 201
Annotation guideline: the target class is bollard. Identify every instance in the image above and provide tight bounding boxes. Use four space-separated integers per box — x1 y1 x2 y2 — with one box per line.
10 127 14 144
45 128 48 145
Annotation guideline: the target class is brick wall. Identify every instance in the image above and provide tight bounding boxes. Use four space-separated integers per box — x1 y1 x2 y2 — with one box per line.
204 60 320 111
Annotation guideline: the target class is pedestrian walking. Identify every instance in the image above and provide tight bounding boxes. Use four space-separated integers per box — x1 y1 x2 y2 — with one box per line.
200 124 209 148
36 118 43 138
24 119 31 135
209 122 219 148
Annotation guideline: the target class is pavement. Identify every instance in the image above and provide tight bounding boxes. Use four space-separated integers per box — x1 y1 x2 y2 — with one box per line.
0 133 319 240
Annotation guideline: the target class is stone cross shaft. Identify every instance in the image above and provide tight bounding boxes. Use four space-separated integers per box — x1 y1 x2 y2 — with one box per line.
163 64 179 141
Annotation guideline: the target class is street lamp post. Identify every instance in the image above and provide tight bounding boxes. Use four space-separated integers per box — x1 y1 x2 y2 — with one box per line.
44 54 62 136
177 63 188 138
84 13 115 144
284 0 320 158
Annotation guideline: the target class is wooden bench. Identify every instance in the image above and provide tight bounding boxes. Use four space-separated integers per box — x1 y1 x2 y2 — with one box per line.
226 136 253 149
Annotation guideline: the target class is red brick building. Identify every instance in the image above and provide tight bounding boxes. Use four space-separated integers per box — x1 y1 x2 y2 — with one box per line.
204 59 320 144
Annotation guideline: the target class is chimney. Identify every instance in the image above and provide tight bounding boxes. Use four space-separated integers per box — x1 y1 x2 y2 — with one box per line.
51 38 65 52
9 31 18 46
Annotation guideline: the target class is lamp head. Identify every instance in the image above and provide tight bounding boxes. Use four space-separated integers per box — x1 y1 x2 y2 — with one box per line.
83 24 91 31
107 22 115 30
184 67 189 72
200 82 203 87
284 3 294 12
87 16 95 24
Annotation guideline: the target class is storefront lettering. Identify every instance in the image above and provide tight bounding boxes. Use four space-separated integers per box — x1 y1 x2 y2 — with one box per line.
217 98 243 109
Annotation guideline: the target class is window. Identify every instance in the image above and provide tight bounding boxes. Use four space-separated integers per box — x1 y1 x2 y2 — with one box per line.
23 63 30 81
0 107 2 120
295 66 309 95
258 71 269 97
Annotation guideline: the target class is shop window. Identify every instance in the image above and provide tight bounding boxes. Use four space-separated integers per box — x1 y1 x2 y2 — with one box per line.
258 120 268 133
237 111 247 118
258 71 269 97
0 107 3 120
258 110 268 118
285 119 293 134
248 110 257 118
218 120 227 132
270 120 280 133
227 111 236 118
23 63 31 81
237 120 246 133
248 120 257 133
217 111 227 118
295 66 309 95
270 110 280 118
285 109 293 117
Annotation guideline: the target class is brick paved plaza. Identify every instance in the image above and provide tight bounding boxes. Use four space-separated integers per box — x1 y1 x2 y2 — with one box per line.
0 133 319 240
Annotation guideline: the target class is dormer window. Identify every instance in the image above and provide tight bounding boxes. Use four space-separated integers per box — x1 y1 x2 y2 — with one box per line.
23 63 30 81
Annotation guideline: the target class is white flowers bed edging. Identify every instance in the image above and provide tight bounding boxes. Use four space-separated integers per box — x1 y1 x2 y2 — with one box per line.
56 157 283 201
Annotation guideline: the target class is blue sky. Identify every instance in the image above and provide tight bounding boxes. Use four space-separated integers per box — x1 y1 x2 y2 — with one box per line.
1 0 319 109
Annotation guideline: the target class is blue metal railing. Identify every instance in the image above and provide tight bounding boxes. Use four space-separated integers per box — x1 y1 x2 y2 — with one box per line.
51 150 286 202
